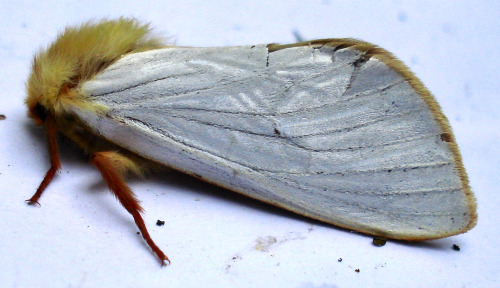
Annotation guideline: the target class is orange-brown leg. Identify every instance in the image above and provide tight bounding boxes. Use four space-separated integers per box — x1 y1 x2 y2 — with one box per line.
91 152 170 266
26 114 61 205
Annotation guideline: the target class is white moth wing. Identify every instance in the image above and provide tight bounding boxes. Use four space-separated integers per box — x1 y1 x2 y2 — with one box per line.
75 42 475 239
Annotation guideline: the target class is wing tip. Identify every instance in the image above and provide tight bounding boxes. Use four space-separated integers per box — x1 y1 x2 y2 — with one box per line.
268 39 477 236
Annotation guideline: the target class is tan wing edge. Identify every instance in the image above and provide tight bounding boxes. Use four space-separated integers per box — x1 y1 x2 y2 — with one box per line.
269 39 478 235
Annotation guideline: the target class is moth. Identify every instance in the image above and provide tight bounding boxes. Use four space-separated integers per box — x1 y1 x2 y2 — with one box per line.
25 18 477 265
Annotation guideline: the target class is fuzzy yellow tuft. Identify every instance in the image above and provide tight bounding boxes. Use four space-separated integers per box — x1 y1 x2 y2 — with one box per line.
25 17 166 124
92 151 144 177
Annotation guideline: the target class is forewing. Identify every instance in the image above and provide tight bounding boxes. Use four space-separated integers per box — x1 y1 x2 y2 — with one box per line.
76 42 476 239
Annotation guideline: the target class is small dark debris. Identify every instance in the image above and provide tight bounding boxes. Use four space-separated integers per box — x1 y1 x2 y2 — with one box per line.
137 232 140 235
452 244 460 251
156 220 165 226
338 258 342 262
0 114 5 120
292 29 305 42
441 133 453 142
355 269 360 273
372 236 387 247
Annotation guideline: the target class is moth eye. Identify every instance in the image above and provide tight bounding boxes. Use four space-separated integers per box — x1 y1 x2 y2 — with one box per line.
33 102 48 122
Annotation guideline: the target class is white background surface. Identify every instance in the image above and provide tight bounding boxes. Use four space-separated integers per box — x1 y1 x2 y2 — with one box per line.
1 1 499 287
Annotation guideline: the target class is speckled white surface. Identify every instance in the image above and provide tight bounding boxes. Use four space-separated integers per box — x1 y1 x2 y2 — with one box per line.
0 1 498 287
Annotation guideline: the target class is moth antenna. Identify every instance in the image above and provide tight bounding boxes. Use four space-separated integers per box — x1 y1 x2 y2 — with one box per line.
26 114 61 205
91 152 170 266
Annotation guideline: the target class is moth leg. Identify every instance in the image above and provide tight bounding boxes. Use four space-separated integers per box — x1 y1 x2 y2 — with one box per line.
26 114 61 206
91 151 170 266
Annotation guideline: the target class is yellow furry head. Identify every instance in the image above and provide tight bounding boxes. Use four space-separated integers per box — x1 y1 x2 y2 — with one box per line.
25 17 165 124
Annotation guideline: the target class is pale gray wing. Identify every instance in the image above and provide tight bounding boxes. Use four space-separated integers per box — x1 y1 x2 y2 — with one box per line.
76 42 476 239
